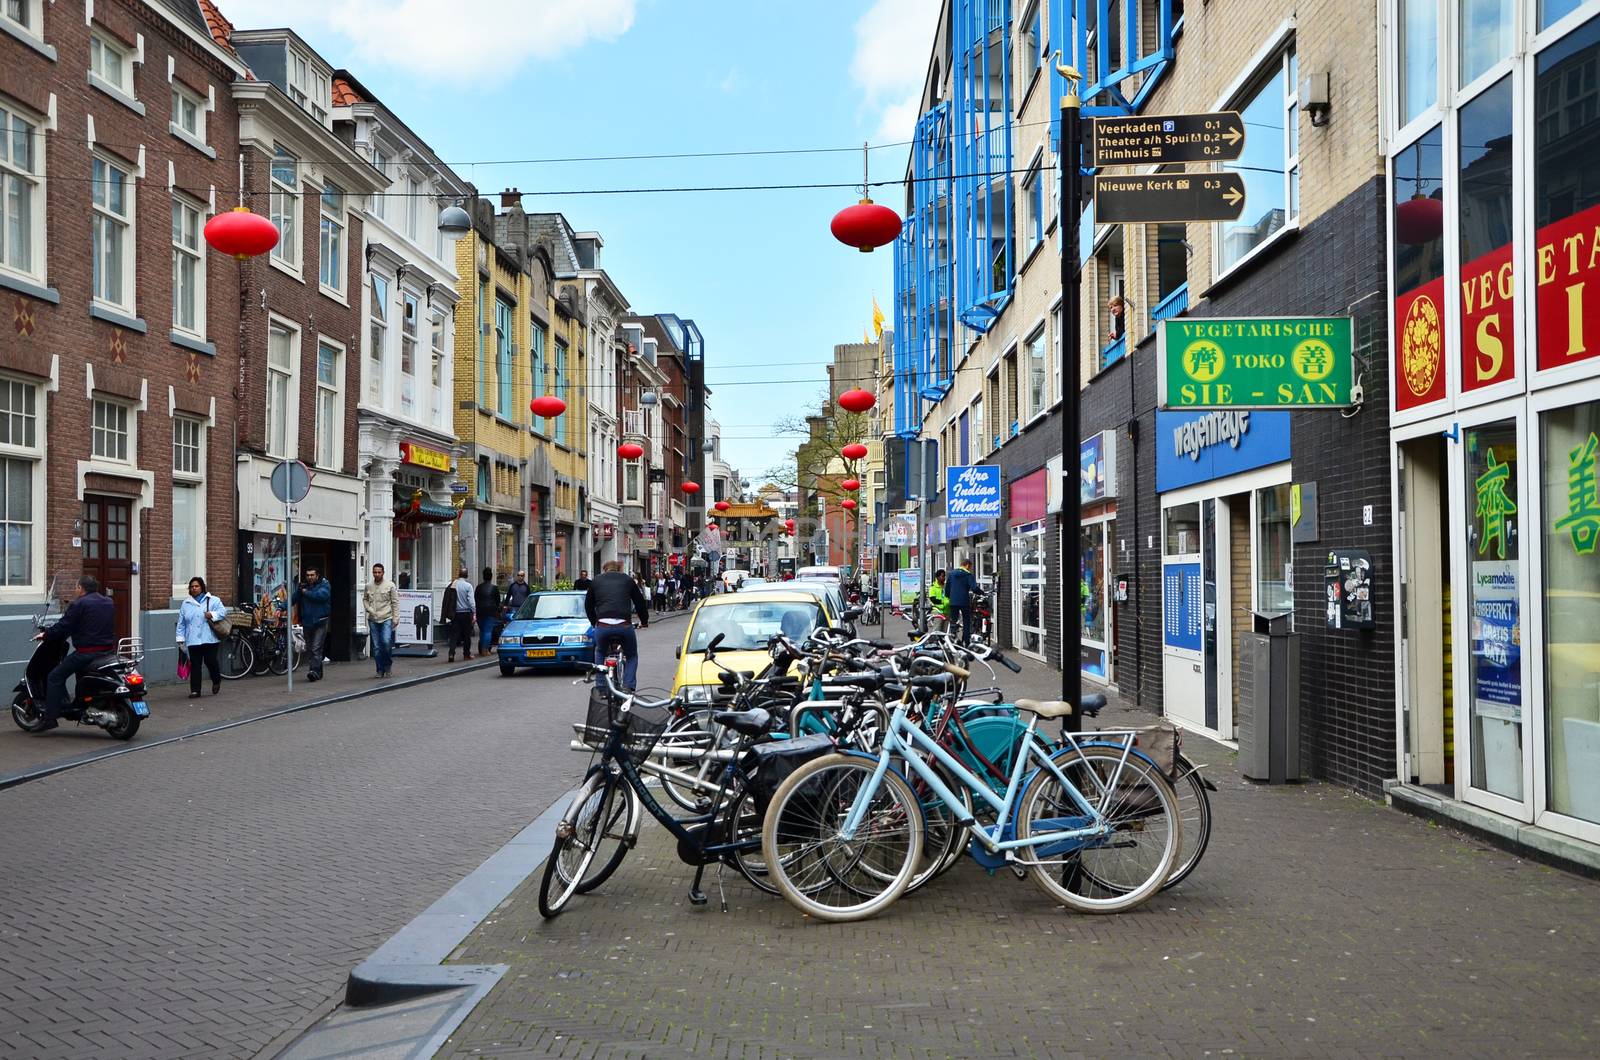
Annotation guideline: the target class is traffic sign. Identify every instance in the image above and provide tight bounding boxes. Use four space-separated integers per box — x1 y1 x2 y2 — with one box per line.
1088 112 1245 167
269 459 312 504
1094 172 1246 224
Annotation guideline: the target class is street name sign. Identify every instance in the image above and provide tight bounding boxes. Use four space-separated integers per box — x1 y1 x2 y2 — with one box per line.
1157 316 1356 409
1094 172 1246 223
1088 112 1245 167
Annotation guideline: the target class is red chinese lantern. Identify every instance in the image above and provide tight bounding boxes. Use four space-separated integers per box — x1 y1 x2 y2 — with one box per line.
203 206 279 259
830 198 902 253
840 478 861 492
617 442 644 460
1396 195 1444 245
714 500 731 512
841 498 858 511
841 443 869 461
784 518 795 530
838 388 876 413
680 481 701 494
530 395 566 418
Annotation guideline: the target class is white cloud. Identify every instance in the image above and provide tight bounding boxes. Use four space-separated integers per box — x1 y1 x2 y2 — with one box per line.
214 0 637 83
849 0 939 143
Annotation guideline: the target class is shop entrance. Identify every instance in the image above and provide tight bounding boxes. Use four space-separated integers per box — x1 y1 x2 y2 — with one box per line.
82 496 133 641
1398 436 1455 788
1011 521 1047 660
1162 501 1206 731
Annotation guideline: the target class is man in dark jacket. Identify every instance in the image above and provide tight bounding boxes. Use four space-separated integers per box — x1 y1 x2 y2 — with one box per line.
475 568 501 654
584 560 650 690
34 575 117 731
505 570 532 614
945 557 978 645
293 568 333 680
572 570 593 590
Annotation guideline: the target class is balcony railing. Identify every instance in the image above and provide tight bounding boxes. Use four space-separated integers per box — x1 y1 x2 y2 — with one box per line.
622 409 647 438
1152 283 1189 324
1101 334 1127 369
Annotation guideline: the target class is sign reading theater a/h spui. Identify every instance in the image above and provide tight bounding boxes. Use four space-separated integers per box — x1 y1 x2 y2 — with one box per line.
1088 112 1246 167
1157 316 1355 410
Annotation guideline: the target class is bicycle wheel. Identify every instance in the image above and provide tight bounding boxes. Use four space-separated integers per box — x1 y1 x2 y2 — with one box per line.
656 709 721 813
571 774 639 895
1015 746 1178 914
726 784 781 895
1162 753 1212 890
760 753 923 922
878 752 970 894
220 633 254 680
539 775 609 918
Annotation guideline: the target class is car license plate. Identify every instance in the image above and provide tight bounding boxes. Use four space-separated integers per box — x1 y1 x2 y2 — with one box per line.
130 700 150 717
526 649 556 658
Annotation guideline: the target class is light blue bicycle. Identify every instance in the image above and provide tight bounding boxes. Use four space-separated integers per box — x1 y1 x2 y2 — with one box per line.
759 658 1181 922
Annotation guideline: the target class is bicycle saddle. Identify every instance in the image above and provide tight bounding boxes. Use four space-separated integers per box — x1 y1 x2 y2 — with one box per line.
1014 693 1106 719
712 707 771 736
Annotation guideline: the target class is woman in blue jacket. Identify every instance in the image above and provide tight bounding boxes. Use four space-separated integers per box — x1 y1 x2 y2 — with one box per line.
177 576 226 698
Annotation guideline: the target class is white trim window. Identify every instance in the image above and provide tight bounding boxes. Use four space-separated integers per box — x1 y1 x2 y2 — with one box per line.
367 274 388 404
171 416 205 587
1021 160 1045 257
430 307 447 428
171 196 205 338
288 49 329 124
269 146 299 270
400 290 418 418
405 177 419 240
1217 45 1300 276
266 320 297 458
623 459 643 505
317 181 344 294
2 0 43 38
91 155 134 311
0 98 43 284
314 339 342 469
89 32 135 100
1025 325 1049 420
0 375 41 589
371 148 390 220
170 83 205 145
91 398 131 463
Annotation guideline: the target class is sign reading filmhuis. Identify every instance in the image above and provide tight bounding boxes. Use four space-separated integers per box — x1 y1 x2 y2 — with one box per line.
1157 316 1355 409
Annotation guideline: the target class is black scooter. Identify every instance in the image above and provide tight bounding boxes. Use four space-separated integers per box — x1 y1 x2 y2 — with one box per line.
11 623 149 740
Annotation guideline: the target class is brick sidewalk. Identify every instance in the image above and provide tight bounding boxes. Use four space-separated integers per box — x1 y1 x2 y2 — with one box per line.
439 646 1600 1059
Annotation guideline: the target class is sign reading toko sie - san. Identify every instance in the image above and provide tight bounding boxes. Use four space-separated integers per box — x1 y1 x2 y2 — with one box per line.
1157 316 1355 409
945 464 1003 519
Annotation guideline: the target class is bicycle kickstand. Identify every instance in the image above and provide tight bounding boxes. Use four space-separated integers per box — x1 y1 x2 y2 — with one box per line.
688 864 709 907
715 863 729 913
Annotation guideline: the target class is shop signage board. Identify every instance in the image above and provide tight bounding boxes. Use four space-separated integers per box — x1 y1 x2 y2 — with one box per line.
1088 111 1245 167
399 441 451 472
946 464 1002 519
1155 410 1292 492
1094 172 1246 224
1080 431 1118 503
1157 316 1355 409
396 589 436 646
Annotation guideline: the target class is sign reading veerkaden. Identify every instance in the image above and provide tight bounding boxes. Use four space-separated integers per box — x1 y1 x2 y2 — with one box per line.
1088 112 1245 167
1157 317 1355 409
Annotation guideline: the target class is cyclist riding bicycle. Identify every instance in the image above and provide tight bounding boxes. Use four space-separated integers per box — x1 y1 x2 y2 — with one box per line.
583 560 650 691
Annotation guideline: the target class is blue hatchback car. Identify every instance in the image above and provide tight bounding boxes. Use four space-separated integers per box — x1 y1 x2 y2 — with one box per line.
496 591 592 675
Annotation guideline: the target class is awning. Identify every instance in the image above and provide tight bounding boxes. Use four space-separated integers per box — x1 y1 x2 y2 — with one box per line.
395 495 461 524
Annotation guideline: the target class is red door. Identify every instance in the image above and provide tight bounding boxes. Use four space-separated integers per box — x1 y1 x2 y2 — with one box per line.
82 497 133 642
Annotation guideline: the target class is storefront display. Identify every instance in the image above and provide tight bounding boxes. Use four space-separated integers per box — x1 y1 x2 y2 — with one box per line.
1466 424 1523 801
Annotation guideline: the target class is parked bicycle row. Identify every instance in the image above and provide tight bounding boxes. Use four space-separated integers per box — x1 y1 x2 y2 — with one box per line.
540 625 1214 923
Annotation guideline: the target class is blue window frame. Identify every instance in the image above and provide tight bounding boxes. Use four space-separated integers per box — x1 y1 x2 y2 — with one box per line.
530 324 546 430
953 0 1015 333
913 104 954 398
554 339 568 447
495 297 513 417
893 219 921 438
958 409 970 464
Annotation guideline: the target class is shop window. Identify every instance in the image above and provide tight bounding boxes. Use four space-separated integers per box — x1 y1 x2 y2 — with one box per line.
1394 125 1447 409
1398 0 1439 123
1255 484 1293 617
1465 422 1522 801
1218 46 1298 275
1165 502 1199 555
1543 402 1600 823
1461 0 1514 86
1458 76 1515 391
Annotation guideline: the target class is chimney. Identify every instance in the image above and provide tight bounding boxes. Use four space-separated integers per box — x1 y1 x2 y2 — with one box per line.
500 187 522 209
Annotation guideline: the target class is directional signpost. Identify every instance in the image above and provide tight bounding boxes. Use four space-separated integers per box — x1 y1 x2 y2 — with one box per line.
1088 111 1245 167
1094 172 1247 223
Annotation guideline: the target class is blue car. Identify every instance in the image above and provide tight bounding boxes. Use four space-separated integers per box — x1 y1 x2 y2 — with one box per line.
496 591 593 675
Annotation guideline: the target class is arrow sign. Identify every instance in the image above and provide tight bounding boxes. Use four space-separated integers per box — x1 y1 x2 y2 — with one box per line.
1094 171 1248 224
1088 111 1247 167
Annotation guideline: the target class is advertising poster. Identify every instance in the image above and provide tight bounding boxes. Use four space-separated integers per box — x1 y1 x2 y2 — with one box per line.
1470 560 1521 721
397 589 437 646
898 567 923 605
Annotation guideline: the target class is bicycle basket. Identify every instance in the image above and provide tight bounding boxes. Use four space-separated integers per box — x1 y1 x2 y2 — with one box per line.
580 684 673 766
580 684 618 749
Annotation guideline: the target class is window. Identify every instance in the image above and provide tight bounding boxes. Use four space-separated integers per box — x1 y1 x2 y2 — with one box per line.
91 156 133 310
430 309 447 427
315 341 341 468
171 198 205 338
475 279 487 406
495 297 513 417
2 0 38 35
367 275 388 404
1217 47 1298 274
476 456 490 501
288 50 327 123
269 147 299 269
1156 223 1187 303
958 408 970 464
172 417 204 585
530 325 546 428
170 85 205 144
91 399 130 462
1458 77 1514 392
1542 0 1584 30
400 291 418 417
1020 1 1043 80
1021 161 1044 257
1255 484 1293 618
173 415 201 474
406 178 419 239
266 321 296 457
1460 0 1513 87
1003 349 1020 439
1397 0 1438 124
89 33 134 98
0 377 39 587
371 149 390 220
1025 326 1048 420
554 340 568 446
0 100 42 283
317 182 344 293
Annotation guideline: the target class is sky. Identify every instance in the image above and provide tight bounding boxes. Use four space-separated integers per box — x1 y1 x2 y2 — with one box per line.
215 0 941 483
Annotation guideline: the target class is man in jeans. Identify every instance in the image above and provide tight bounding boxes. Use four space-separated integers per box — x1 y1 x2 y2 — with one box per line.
363 563 399 678
583 560 650 691
944 556 978 645
475 568 501 655
447 567 476 662
293 567 333 681
33 575 117 731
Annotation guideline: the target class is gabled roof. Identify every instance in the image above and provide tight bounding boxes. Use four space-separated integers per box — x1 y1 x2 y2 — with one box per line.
197 0 236 54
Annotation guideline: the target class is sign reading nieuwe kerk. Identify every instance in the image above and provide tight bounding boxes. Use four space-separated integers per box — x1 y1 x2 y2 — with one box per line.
1157 316 1354 410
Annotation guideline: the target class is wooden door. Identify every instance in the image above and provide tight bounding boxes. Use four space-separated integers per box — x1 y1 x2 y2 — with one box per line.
82 496 133 641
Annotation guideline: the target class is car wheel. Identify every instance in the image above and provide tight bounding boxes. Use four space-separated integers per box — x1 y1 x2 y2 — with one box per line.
499 661 516 676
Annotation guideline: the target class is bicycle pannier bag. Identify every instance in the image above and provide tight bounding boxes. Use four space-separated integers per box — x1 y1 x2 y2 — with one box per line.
742 733 834 815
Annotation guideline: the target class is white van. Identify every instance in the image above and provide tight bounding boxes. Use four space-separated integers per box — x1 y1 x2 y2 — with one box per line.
795 565 845 587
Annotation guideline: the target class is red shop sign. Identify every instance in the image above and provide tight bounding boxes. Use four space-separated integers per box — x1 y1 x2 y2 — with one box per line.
1394 276 1448 412
1460 240 1517 391
1009 468 1048 527
1537 201 1600 373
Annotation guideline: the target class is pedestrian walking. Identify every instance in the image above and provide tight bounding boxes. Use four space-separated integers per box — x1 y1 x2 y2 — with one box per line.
655 574 667 614
447 567 476 662
176 576 226 698
475 568 501 655
293 567 333 681
946 557 977 645
637 573 652 611
506 570 532 614
363 563 400 678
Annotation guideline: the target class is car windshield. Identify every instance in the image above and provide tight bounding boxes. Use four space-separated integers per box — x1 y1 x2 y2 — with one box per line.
517 594 586 621
687 600 822 652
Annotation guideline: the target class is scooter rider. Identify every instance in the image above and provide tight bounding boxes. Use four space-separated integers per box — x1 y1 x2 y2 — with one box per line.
583 560 650 691
33 575 117 732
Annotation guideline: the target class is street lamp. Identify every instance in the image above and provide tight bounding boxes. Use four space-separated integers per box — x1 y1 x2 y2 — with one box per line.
438 201 472 239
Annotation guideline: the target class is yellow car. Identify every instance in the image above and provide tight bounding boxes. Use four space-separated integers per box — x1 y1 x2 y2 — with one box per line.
671 589 829 706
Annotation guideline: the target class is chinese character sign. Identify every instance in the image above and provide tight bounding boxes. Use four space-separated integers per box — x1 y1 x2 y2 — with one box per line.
946 464 1003 519
1554 431 1600 555
1475 449 1517 559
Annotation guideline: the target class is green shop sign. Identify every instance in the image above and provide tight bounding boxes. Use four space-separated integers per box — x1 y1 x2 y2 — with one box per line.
1157 316 1355 409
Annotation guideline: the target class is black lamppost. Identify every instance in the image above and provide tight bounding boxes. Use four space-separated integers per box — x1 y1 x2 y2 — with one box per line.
1057 59 1084 731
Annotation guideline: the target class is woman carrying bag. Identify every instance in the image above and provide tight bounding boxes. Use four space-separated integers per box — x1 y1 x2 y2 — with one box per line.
177 576 227 698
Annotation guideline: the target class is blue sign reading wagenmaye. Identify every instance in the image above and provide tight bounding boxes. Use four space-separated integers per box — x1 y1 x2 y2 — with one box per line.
946 464 1003 519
